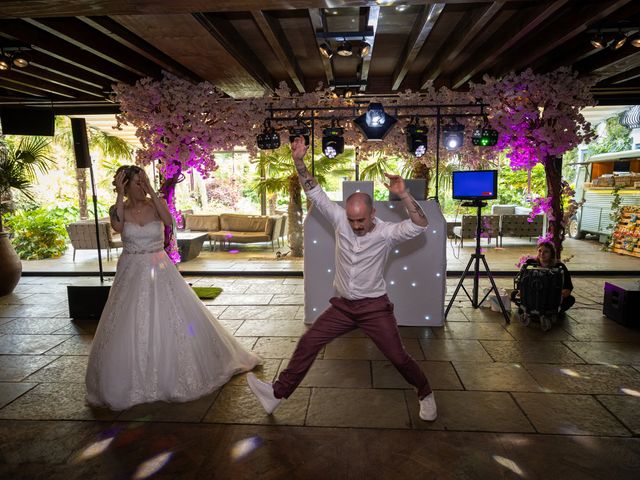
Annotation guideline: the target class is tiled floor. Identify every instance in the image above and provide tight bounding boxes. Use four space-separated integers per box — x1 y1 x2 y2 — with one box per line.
1 275 639 479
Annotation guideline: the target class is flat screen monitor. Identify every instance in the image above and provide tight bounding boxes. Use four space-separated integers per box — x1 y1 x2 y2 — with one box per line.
0 107 55 136
452 170 498 200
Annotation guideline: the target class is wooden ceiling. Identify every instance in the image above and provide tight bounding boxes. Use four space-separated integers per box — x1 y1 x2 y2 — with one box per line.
1 0 640 116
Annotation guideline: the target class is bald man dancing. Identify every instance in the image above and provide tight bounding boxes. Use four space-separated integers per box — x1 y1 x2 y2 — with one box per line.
248 136 437 421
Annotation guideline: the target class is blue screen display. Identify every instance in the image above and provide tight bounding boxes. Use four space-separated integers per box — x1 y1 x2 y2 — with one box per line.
452 170 497 199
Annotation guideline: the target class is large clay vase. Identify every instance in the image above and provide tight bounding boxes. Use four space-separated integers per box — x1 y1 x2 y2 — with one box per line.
0 232 21 296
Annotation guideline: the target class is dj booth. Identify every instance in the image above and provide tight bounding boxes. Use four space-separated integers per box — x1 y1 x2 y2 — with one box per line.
302 181 447 326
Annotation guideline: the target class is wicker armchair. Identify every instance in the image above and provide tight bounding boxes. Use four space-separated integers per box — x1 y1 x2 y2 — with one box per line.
66 220 122 261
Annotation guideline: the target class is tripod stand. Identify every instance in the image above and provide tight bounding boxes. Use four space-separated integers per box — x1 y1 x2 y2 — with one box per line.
445 200 510 324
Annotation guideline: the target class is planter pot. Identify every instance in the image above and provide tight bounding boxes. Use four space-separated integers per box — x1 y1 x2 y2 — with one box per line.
0 232 22 296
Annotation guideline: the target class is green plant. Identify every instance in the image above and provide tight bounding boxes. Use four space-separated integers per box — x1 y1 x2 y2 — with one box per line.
0 137 54 232
5 208 67 260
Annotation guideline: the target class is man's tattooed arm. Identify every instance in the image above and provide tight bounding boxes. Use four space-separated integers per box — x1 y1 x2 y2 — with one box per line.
399 192 429 227
292 144 318 191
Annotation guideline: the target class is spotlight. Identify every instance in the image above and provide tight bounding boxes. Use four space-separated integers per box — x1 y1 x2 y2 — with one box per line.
322 121 344 158
443 119 464 150
319 43 333 59
256 119 280 150
590 32 606 49
353 102 397 141
471 119 498 147
631 33 640 48
611 31 627 50
359 42 371 57
406 117 428 157
288 120 310 145
12 51 30 68
0 52 10 71
336 41 353 57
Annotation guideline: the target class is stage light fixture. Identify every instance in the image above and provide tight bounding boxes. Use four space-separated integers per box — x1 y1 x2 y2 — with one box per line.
612 31 627 50
322 120 344 158
12 51 30 68
471 118 498 147
443 118 464 151
359 42 371 57
0 51 10 71
590 32 606 49
319 43 333 59
353 102 397 141
631 33 640 48
336 41 353 57
256 119 280 150
406 117 428 157
288 119 310 145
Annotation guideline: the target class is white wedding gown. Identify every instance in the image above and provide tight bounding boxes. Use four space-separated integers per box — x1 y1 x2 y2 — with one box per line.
85 220 261 410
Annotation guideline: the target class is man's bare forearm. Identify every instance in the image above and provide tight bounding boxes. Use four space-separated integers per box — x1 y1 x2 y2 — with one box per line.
399 192 428 227
293 157 318 192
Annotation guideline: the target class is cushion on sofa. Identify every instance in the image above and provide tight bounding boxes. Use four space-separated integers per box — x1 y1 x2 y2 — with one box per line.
491 205 516 215
220 214 273 233
185 214 220 232
514 206 532 215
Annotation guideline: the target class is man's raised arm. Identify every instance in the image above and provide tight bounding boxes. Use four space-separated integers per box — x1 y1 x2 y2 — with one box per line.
291 136 318 192
384 173 429 227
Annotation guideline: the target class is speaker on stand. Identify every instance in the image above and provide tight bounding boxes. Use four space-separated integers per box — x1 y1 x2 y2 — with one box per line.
67 118 111 320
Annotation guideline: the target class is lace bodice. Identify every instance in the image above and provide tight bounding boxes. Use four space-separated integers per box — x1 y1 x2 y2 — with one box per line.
122 221 164 253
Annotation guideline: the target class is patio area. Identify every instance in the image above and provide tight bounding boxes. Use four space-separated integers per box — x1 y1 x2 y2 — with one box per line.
21 236 640 276
0 274 639 478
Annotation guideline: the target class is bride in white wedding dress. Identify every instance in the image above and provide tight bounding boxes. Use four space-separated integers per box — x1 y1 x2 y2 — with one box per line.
85 166 261 411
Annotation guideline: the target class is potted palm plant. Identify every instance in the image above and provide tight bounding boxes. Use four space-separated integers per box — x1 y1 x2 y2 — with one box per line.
0 137 53 296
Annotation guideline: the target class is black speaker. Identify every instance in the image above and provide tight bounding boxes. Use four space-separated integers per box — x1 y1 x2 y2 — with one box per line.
0 107 55 136
70 118 92 168
603 281 640 327
67 284 111 320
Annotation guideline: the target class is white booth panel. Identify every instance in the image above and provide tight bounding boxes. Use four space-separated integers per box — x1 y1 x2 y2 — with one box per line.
303 197 447 326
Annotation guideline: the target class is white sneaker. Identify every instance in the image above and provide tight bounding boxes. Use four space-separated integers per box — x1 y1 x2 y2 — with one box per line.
419 392 437 421
247 373 281 415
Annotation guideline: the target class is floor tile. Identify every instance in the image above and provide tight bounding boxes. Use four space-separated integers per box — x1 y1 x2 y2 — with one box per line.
0 317 73 335
0 383 117 421
513 392 631 436
564 342 640 364
245 284 297 294
0 383 37 408
210 294 273 305
453 362 543 392
269 294 304 305
235 320 308 337
252 337 302 359
480 340 585 364
25 355 88 383
203 385 309 426
306 388 410 429
561 322 640 342
0 334 70 355
523 364 640 394
419 339 494 362
406 390 535 432
295 359 371 389
372 360 463 391
45 335 93 356
433 322 514 340
0 355 58 381
118 391 219 422
596 394 640 434
505 322 577 341
226 358 282 386
220 305 299 320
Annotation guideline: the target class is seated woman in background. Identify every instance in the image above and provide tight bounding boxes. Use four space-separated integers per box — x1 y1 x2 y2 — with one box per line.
521 241 576 313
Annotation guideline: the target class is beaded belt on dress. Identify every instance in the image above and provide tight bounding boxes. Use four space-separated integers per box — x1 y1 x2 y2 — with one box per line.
122 248 163 254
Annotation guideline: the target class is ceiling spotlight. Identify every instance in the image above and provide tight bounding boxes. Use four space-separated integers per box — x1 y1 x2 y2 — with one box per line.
471 117 498 147
611 31 627 50
319 43 333 59
353 102 397 141
395 4 409 12
631 33 640 48
322 120 344 159
12 51 30 68
336 41 353 57
443 118 465 151
359 42 371 57
256 118 280 150
0 51 10 71
590 32 606 49
406 117 428 157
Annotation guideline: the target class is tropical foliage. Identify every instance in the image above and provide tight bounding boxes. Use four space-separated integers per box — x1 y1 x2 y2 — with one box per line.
4 207 67 260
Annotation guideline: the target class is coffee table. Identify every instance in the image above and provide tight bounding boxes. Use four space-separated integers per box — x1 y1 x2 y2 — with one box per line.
176 231 208 262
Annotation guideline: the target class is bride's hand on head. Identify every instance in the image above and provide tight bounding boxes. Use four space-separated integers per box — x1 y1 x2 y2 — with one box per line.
114 170 127 195
139 170 154 196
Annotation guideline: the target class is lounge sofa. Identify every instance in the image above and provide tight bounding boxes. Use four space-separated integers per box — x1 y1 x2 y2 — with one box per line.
183 213 281 250
66 220 122 261
452 215 500 247
491 205 544 246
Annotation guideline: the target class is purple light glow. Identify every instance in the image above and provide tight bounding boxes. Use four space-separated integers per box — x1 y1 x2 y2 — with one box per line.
228 249 240 254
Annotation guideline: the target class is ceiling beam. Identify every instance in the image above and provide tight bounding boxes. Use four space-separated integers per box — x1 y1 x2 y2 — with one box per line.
25 49 112 89
358 5 380 92
451 0 571 89
193 12 274 93
79 16 202 83
583 49 640 82
10 65 106 98
0 72 77 98
252 10 305 93
0 1 536 18
23 17 162 78
419 2 502 89
0 20 139 84
308 8 334 87
0 80 50 98
603 65 640 86
391 3 445 91
495 0 634 77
